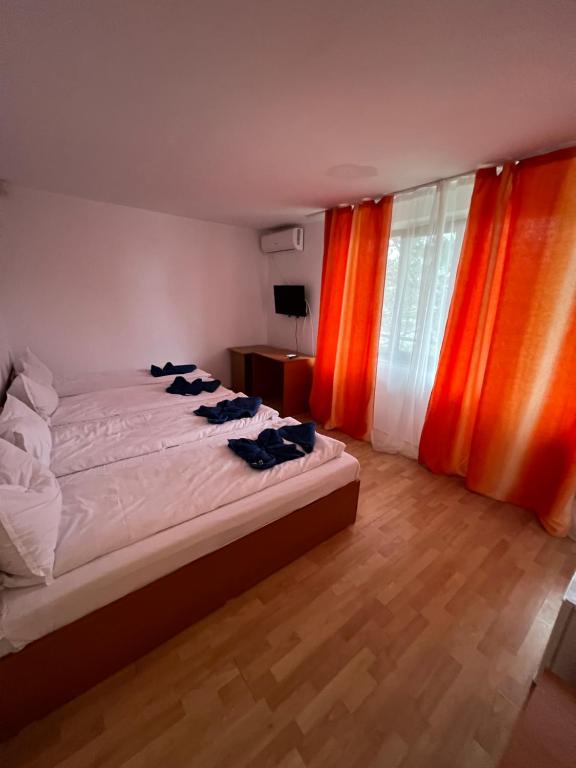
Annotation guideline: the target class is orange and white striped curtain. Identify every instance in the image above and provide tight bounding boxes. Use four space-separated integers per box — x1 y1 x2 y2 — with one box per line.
310 198 392 440
419 147 576 536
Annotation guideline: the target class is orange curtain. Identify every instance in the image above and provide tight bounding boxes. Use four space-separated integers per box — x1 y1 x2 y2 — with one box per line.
420 147 576 536
310 198 392 440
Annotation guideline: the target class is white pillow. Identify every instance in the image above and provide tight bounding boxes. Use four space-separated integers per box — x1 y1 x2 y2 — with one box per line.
8 373 59 421
0 439 62 588
0 394 52 466
15 347 53 386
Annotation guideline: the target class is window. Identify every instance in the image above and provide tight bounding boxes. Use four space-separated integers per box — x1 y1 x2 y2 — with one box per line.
372 176 473 456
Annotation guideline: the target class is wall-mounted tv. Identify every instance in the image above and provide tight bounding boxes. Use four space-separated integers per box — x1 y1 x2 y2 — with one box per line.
273 285 307 317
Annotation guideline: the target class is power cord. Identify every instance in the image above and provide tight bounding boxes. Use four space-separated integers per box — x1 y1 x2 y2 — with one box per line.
305 298 316 356
294 316 299 353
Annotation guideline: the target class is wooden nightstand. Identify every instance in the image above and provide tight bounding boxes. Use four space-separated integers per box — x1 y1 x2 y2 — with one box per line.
229 345 315 417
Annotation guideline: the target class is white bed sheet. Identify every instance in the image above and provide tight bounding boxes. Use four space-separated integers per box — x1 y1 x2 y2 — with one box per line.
55 367 204 397
54 418 345 576
51 391 278 476
0 453 360 654
51 369 218 426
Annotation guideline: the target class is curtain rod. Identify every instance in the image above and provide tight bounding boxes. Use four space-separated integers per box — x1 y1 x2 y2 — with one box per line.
304 167 482 219
305 139 576 219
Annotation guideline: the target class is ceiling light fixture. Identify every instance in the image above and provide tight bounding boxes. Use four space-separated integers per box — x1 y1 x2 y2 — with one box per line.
326 164 378 179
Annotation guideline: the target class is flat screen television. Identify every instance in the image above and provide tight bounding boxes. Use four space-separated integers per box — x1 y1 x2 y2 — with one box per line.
273 285 307 317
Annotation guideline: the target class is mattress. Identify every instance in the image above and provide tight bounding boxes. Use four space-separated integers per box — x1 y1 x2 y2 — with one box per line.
0 453 360 655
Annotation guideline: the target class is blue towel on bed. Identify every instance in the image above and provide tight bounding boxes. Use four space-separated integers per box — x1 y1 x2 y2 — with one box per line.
277 423 316 454
228 422 316 470
194 396 263 424
150 362 197 377
165 376 221 396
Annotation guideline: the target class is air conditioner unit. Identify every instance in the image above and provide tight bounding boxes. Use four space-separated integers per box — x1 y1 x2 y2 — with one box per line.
260 227 304 254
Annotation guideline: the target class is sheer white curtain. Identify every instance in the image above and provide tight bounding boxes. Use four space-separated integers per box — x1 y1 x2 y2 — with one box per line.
372 175 474 457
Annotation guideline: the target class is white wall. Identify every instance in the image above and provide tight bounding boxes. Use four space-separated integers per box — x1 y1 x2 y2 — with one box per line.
265 221 324 356
0 187 268 383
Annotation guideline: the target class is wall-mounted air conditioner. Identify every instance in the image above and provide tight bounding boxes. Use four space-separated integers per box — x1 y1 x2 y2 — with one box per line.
260 226 304 254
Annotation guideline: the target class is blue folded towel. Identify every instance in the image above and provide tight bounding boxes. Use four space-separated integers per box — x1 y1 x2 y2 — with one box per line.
151 362 197 377
194 396 262 424
228 422 316 470
166 376 221 396
277 422 316 453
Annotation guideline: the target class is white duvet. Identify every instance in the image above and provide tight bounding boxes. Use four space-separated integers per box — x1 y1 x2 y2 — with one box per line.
54 418 344 577
55 367 203 397
51 369 217 426
51 392 279 477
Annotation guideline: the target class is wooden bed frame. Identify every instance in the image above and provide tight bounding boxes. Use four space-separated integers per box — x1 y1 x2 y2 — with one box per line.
0 479 359 739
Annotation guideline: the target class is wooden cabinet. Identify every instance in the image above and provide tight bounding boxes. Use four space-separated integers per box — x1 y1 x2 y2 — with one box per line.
228 345 314 417
537 571 576 686
498 572 576 768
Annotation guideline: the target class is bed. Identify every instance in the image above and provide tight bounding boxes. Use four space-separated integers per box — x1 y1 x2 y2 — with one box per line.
0 351 360 738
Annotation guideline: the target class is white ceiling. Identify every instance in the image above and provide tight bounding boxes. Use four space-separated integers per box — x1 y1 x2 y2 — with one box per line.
2 0 576 228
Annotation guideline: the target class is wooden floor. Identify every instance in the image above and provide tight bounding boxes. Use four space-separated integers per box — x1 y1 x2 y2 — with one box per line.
3 433 576 768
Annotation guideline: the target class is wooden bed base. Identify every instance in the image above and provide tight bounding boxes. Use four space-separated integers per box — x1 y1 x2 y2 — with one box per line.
0 480 359 739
